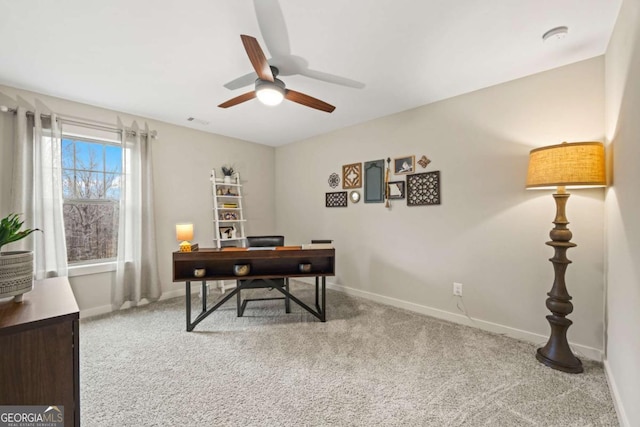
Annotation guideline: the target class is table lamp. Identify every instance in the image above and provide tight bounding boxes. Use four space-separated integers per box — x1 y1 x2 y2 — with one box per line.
176 223 194 252
526 141 605 373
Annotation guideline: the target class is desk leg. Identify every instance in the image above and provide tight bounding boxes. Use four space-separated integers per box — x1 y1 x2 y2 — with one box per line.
321 276 326 322
201 281 207 312
285 278 291 313
185 281 192 331
315 277 319 308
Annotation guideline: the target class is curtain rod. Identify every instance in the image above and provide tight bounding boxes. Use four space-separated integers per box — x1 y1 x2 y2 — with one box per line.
0 106 157 138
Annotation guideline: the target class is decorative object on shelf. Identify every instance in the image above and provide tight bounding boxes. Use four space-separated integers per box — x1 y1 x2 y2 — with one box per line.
407 171 441 206
328 173 340 188
325 191 348 207
176 223 195 252
349 191 361 204
298 263 312 273
393 155 415 174
193 268 206 278
220 211 239 221
384 158 391 208
526 141 606 374
387 181 405 199
417 155 431 169
221 165 235 184
364 159 385 203
0 213 40 302
342 163 362 189
219 225 237 240
233 264 251 277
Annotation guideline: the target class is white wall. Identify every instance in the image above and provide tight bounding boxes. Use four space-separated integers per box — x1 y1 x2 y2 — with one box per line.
0 85 276 315
276 58 606 356
604 0 640 425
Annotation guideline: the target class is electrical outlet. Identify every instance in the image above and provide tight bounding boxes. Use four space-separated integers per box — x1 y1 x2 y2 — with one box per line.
453 282 463 296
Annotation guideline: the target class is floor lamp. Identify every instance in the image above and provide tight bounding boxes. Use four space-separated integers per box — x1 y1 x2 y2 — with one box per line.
526 141 606 374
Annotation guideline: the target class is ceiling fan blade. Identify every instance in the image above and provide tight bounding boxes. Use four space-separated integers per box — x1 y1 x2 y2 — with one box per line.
218 91 256 108
223 71 258 90
240 34 273 82
300 68 366 89
285 89 335 113
253 0 291 59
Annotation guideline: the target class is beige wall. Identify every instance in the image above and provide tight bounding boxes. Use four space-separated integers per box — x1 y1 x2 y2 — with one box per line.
275 58 606 357
0 85 276 314
604 0 640 425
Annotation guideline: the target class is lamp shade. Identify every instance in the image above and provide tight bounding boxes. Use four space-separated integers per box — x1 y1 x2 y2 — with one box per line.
176 223 193 242
526 142 606 189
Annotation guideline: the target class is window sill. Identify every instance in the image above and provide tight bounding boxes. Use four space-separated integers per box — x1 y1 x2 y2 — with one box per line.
68 261 116 277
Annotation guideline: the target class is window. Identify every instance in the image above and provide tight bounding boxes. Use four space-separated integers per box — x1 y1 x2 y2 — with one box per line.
61 136 122 264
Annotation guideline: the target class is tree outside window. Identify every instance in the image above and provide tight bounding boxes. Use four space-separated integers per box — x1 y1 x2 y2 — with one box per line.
61 137 122 263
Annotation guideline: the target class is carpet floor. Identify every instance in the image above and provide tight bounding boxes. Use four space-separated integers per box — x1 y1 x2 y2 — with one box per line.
80 283 618 426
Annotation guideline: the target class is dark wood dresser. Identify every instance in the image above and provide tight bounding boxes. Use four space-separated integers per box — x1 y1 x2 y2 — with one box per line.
0 277 80 427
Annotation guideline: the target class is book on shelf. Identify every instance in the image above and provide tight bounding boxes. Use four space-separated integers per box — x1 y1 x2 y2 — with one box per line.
219 203 238 208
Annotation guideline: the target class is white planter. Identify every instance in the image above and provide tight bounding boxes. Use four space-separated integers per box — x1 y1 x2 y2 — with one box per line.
0 251 34 302
223 175 232 184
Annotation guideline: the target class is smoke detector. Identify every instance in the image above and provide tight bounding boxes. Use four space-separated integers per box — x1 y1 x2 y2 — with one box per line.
542 26 569 43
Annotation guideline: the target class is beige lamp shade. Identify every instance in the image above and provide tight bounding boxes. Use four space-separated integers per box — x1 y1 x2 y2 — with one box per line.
526 141 606 189
176 223 194 242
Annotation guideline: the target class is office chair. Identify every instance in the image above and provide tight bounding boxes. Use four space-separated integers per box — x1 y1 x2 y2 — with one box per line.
236 235 291 316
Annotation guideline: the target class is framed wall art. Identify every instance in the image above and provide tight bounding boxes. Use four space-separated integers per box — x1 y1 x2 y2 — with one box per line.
219 225 237 239
393 155 415 174
407 171 441 206
342 162 362 189
325 191 348 207
364 159 385 203
387 181 405 199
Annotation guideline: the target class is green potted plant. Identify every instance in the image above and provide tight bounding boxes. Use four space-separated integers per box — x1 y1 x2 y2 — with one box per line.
221 165 235 184
0 213 40 302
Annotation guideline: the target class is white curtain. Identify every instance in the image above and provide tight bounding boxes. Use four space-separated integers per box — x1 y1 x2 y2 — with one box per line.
113 121 160 308
10 107 68 278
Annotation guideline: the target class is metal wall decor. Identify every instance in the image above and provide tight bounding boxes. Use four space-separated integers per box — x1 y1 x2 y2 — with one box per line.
342 163 362 189
417 155 431 169
328 173 340 188
363 160 385 203
325 191 348 207
407 171 441 206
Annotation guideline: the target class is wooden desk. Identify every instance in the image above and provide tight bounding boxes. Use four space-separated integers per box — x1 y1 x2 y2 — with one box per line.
173 247 335 331
0 277 80 427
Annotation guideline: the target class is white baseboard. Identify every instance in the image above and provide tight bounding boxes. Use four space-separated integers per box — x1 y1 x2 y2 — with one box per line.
79 304 112 319
296 278 603 362
604 358 630 427
80 286 197 319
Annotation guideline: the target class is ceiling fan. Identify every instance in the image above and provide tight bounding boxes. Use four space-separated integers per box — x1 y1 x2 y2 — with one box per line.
218 35 336 113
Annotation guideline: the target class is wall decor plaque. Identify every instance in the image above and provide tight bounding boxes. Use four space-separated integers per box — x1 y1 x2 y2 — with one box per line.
417 155 431 169
342 162 362 189
328 173 340 188
364 160 385 203
325 191 348 207
407 171 441 206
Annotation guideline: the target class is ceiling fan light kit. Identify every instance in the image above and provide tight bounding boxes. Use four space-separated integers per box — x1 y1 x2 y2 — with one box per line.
218 34 335 113
255 77 285 106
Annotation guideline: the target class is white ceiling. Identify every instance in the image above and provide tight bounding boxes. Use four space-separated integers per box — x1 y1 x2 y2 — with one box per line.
0 0 622 146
